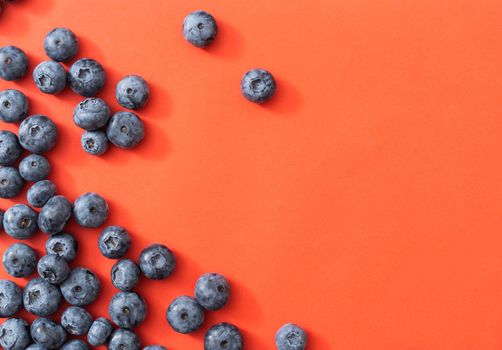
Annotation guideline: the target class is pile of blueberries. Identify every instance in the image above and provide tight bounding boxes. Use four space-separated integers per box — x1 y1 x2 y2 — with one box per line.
0 7 302 350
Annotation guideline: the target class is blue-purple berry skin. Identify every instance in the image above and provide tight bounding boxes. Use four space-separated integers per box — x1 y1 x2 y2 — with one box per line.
68 58 106 97
139 244 176 280
0 46 28 81
23 278 62 317
81 130 109 156
73 98 110 131
204 322 243 350
275 323 307 350
73 192 109 228
44 28 79 62
241 69 276 103
0 167 24 199
33 61 67 95
18 115 57 154
106 111 145 149
87 317 113 346
182 11 218 47
3 243 37 278
0 280 22 317
19 154 51 182
116 75 150 110
0 131 22 166
28 180 56 208
30 317 67 349
0 89 29 123
37 254 70 284
0 318 31 350
108 328 140 350
3 204 38 239
45 232 78 262
195 273 230 311
166 295 204 334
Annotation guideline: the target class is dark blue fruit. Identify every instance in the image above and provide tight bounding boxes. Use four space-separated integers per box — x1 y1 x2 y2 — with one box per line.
111 259 140 292
109 292 147 329
61 306 93 336
45 232 78 262
23 278 62 317
87 317 113 346
44 28 79 62
0 279 22 317
68 58 106 97
0 130 22 165
0 167 24 198
26 344 48 350
19 154 51 182
37 254 70 284
0 89 29 123
275 323 307 350
3 243 37 278
195 273 230 311
182 11 218 47
73 192 109 228
108 328 140 350
204 323 243 350
106 111 145 149
139 244 176 280
38 195 72 234
144 346 167 350
166 296 204 334
60 267 100 306
27 180 56 208
241 69 276 103
33 61 67 95
3 204 38 239
60 340 89 350
81 130 108 156
115 75 150 110
0 318 31 350
30 317 67 349
0 46 28 81
99 226 131 259
73 98 110 130
18 115 57 154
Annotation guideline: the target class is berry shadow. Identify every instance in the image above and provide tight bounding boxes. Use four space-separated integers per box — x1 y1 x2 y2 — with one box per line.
203 19 245 61
260 76 304 116
304 327 332 349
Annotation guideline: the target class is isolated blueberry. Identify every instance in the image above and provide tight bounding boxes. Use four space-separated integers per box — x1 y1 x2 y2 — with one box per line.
241 69 276 103
195 273 230 311
28 180 56 208
81 130 108 156
44 28 79 62
3 243 37 277
37 255 70 284
3 204 38 239
0 318 31 350
99 226 131 259
275 323 307 350
38 195 72 234
87 317 112 346
45 232 78 262
0 167 24 198
30 317 67 349
106 111 145 149
61 340 89 350
0 280 22 317
0 89 29 123
139 244 176 280
111 259 140 292
0 131 22 165
60 267 100 306
109 292 147 329
166 296 204 334
61 306 92 336
19 154 51 182
115 75 150 110
68 58 106 97
144 346 167 350
108 329 140 350
32 61 67 95
204 323 243 350
73 98 110 130
18 115 57 154
23 278 62 317
182 11 218 47
73 192 109 228
0 46 28 81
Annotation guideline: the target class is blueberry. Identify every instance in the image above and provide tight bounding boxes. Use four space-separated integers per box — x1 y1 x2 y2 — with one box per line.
44 28 79 62
60 267 100 306
139 244 176 280
73 192 109 228
204 323 243 350
68 58 106 97
18 115 57 154
3 204 38 239
182 11 218 47
73 98 110 130
30 317 67 349
28 180 56 208
115 75 149 110
0 208 3 230
0 46 28 81
275 323 307 350
87 317 112 346
108 328 140 350
0 89 29 123
45 232 78 262
60 340 89 350
111 259 140 292
61 306 92 336
166 296 204 334
0 318 31 350
106 111 145 149
99 226 131 259
37 255 70 284
26 344 48 350
38 195 72 234
19 154 51 182
32 61 67 95
195 273 230 311
2 243 37 277
109 292 147 329
0 131 22 165
23 278 62 317
81 130 108 156
0 167 24 198
144 346 167 350
0 280 22 317
241 69 276 103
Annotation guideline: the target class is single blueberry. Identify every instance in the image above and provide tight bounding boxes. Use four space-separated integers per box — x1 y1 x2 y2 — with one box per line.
0 46 28 81
241 69 276 103
3 204 38 239
68 58 106 97
108 328 140 350
0 167 24 198
111 259 140 292
38 195 72 234
45 232 78 262
18 115 57 154
73 98 110 130
166 296 204 334
106 111 145 149
275 323 307 350
37 255 70 284
0 280 22 317
0 89 29 123
19 154 51 182
61 306 93 336
109 292 147 329
0 318 31 350
27 180 56 208
60 267 100 306
23 278 62 317
32 61 67 95
139 244 176 280
60 340 89 350
99 226 131 259
87 317 112 347
182 11 218 47
81 130 108 156
115 75 150 110
0 131 22 165
30 317 67 349
195 273 230 311
44 28 79 62
204 323 243 350
73 192 109 228
2 243 37 277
